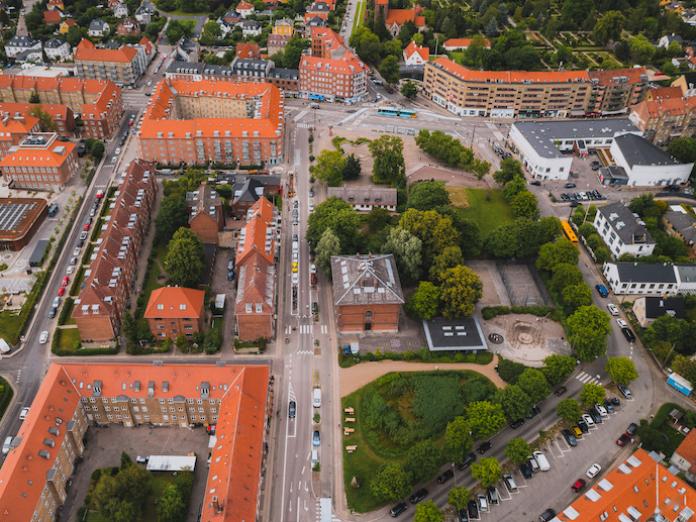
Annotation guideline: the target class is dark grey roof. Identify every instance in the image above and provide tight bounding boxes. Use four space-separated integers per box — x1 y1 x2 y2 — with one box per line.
676 264 696 283
239 19 261 28
614 262 678 284
89 18 109 31
269 67 299 80
45 38 67 49
423 317 487 351
600 165 628 181
597 202 654 246
613 133 680 168
327 186 397 206
512 118 639 159
7 36 40 47
309 2 330 11
665 210 696 244
186 182 221 219
644 297 685 319
307 16 327 26
231 58 272 75
232 177 263 203
331 254 404 306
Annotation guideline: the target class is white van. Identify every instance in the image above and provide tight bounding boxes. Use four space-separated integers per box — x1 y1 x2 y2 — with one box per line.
311 448 319 467
2 436 12 455
312 388 321 408
533 450 551 471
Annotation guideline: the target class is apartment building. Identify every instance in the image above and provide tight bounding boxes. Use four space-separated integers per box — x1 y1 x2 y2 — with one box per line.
73 160 157 342
587 67 649 115
0 74 123 140
423 58 592 118
186 182 225 244
138 79 285 166
235 197 277 341
0 362 270 522
593 202 656 258
0 133 78 191
144 287 206 340
299 27 368 103
74 38 148 86
0 102 74 135
330 254 404 333
630 95 696 144
0 113 40 158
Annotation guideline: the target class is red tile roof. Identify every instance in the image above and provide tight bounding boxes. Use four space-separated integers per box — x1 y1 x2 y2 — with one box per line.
633 96 696 118
443 37 490 49
0 114 39 140
237 0 254 9
431 56 590 83
0 138 75 168
236 197 275 266
404 41 429 61
236 42 261 59
588 67 648 86
0 102 71 125
386 7 425 27
554 448 696 522
43 10 62 24
144 287 206 319
674 429 696 472
75 38 137 63
647 86 683 100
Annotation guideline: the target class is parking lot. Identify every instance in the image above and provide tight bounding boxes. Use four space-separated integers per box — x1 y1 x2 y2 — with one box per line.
443 395 638 522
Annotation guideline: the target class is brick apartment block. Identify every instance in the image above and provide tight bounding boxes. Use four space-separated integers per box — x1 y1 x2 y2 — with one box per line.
138 79 285 167
73 160 157 342
186 182 224 244
74 38 149 86
0 362 270 522
0 133 79 191
0 113 40 159
235 197 277 341
144 286 206 341
0 74 123 140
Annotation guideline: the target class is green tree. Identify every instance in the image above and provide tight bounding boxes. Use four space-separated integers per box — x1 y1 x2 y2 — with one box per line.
370 463 411 502
429 246 464 283
379 55 401 85
471 457 502 488
511 190 539 220
29 106 57 131
567 306 611 361
505 437 531 465
561 283 593 315
342 153 361 181
628 34 656 63
550 263 584 295
592 11 625 45
163 228 204 287
199 20 222 45
404 440 442 483
369 135 406 187
495 384 533 422
407 281 440 320
438 265 482 318
579 382 606 408
444 416 472 463
383 226 423 283
401 80 418 99
673 354 696 386
349 26 382 64
517 368 550 404
399 209 459 265
157 483 186 522
414 501 443 522
605 356 638 386
315 228 341 275
502 176 527 202
535 238 579 273
89 140 105 161
310 149 347 186
448 486 471 510
493 158 524 185
307 198 361 252
155 194 188 245
667 137 696 164
466 401 506 439
556 398 582 424
407 180 450 211
542 354 576 386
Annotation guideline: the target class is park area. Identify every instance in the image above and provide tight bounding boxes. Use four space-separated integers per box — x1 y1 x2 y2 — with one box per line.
447 187 514 237
341 370 497 512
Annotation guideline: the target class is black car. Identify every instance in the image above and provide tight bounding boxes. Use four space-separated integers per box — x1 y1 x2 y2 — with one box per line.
570 201 580 208
621 327 636 343
617 384 632 399
554 386 567 397
389 502 407 517
539 508 557 522
609 397 621 407
457 452 476 470
288 400 296 418
530 180 542 186
467 500 479 519
519 461 533 479
477 441 492 454
603 400 615 414
626 422 638 436
458 508 469 522
588 409 603 424
564 182 577 188
577 419 589 433
436 469 454 484
409 488 428 504
527 405 541 419
561 429 577 447
510 418 525 429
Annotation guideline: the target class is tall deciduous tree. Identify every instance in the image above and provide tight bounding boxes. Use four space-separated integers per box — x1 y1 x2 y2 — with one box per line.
495 384 533 422
438 265 482 318
448 487 471 510
517 368 550 404
342 154 361 181
370 463 411 502
163 228 204 287
157 483 186 522
404 440 442 483
415 501 443 522
310 149 347 186
605 356 638 386
407 281 440 320
511 190 539 220
429 246 464 283
401 80 418 99
505 437 531 464
369 135 406 187
471 457 502 488
536 238 579 272
315 228 341 275
407 180 450 211
493 158 524 185
567 306 611 361
307 198 361 252
379 55 401 85
579 382 606 407
542 354 576 386
561 283 592 314
444 416 472 463
399 209 459 264
155 194 188 245
466 401 506 439
556 398 582 424
383 226 423 283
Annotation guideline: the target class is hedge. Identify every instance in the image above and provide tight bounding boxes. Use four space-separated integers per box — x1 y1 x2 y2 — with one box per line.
234 337 267 352
338 347 493 368
481 305 556 320
0 377 14 421
58 297 74 326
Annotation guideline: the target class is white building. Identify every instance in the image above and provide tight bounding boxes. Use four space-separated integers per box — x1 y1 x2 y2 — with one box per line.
327 186 397 212
239 20 262 37
610 133 694 187
113 2 128 18
602 262 679 296
508 118 640 180
403 41 429 66
593 202 656 258
44 38 72 61
5 36 42 59
88 19 110 38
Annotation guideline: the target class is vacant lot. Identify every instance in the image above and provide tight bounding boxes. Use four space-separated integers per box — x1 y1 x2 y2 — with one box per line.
448 187 513 237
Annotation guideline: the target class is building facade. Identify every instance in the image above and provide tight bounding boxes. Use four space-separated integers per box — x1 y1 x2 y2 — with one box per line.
593 202 656 258
630 95 696 144
144 287 206 340
138 79 285 167
610 133 693 186
186 182 225 244
587 68 649 115
0 198 47 251
75 39 144 86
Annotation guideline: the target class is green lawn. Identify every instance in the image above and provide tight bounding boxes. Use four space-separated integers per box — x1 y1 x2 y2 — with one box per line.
448 187 513 237
57 328 81 352
136 244 166 318
352 0 366 33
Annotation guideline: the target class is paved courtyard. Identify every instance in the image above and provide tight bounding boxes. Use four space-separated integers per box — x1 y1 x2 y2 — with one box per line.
60 425 211 522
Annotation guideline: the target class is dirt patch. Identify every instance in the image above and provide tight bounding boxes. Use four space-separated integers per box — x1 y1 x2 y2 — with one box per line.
339 357 505 397
481 314 571 367
468 260 511 307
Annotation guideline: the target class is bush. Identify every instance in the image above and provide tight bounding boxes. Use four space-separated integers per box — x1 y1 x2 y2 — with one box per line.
481 305 555 320
338 347 493 368
496 358 527 383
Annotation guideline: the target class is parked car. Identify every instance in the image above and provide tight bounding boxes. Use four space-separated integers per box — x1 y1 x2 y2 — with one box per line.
467 500 479 519
577 419 589 433
458 509 469 522
582 414 595 428
288 400 296 418
57 287 65 297
617 384 632 399
607 303 619 316
539 509 557 522
436 469 454 484
528 456 540 473
564 182 577 189
616 318 628 329
533 450 551 471
595 404 609 417
520 461 533 479
136 455 148 464
2 436 12 455
503 474 518 491
389 502 407 518
477 441 492 454
530 180 541 186
527 404 542 418
586 463 602 479
562 428 578 447
19 407 29 421
621 327 636 343
626 422 638 436
572 425 583 438
477 494 489 512
510 418 525 429
571 478 586 492
609 397 621 407
39 330 49 344
457 452 476 470
312 430 320 447
554 386 567 396
95 190 105 199
588 409 603 424
616 433 631 446
409 488 428 504
595 284 609 297
83 223 90 231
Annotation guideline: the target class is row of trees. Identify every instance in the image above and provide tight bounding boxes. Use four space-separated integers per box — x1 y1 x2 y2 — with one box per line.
494 158 539 220
310 150 361 186
415 130 490 179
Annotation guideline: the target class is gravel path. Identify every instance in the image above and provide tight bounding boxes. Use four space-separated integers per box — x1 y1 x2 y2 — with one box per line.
339 356 505 397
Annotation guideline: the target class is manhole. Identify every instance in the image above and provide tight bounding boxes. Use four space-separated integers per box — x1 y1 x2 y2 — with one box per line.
488 333 504 344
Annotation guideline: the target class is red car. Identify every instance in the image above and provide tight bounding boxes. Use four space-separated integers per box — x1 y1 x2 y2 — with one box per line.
616 433 631 447
57 287 65 297
83 223 90 231
61 276 70 287
95 190 105 199
571 479 586 492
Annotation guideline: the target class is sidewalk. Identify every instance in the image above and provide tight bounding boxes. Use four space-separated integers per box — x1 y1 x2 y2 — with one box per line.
339 356 505 397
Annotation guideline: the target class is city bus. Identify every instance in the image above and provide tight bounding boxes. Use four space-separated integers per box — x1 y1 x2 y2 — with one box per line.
561 219 578 243
377 107 417 119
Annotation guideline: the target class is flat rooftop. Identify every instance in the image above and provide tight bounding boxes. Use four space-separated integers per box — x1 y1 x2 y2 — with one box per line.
423 317 488 351
0 198 47 240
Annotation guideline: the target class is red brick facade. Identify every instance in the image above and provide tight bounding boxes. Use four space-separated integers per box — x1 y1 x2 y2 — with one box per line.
144 287 206 341
335 303 401 333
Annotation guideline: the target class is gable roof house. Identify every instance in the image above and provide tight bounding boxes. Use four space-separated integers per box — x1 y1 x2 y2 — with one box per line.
186 182 225 245
4 36 42 60
632 296 686 327
144 286 206 340
44 38 72 61
330 254 404 333
88 18 110 38
403 40 429 66
664 207 696 249
593 202 656 258
670 429 696 481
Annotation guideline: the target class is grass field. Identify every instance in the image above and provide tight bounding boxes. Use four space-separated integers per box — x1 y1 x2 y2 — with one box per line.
447 187 513 237
56 328 81 352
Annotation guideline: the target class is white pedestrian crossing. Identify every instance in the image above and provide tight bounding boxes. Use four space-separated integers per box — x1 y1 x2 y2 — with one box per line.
320 324 328 334
299 324 314 335
296 122 313 129
576 371 600 385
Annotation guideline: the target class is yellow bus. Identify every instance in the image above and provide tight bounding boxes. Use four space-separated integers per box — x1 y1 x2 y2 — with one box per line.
561 219 578 243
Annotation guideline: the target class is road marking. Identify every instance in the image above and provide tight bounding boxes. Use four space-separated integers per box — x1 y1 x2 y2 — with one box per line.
576 371 600 385
15 370 21 384
321 324 328 334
